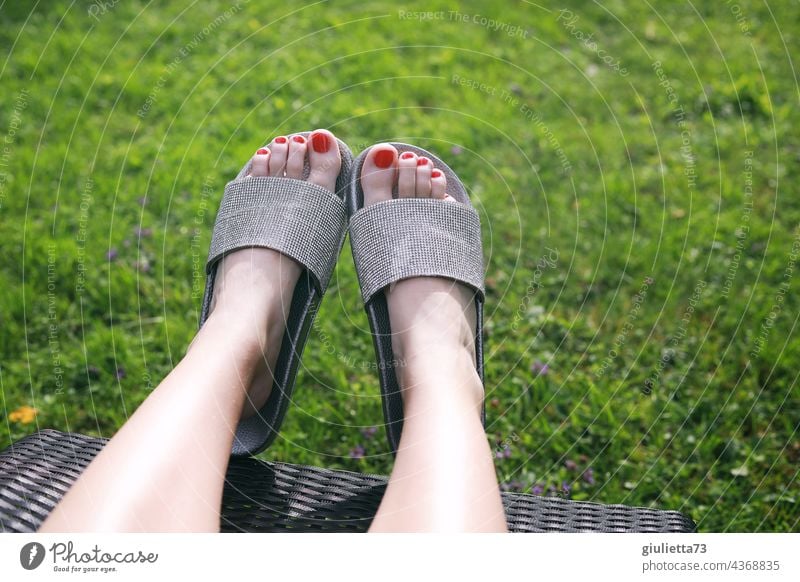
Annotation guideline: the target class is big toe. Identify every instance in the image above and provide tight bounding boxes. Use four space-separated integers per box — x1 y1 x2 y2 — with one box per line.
307 129 341 192
361 144 397 206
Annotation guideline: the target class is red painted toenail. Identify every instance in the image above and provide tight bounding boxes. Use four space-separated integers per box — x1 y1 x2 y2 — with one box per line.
292 135 306 143
256 148 269 155
417 157 429 166
374 149 395 168
400 152 414 160
311 132 331 153
431 169 442 178
274 136 287 144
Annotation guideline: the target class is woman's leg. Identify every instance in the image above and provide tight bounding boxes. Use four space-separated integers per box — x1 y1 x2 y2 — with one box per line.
40 130 343 532
360 145 508 532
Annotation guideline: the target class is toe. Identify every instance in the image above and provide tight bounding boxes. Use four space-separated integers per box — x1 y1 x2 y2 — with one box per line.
308 129 341 192
250 148 270 177
430 168 448 200
415 156 432 197
268 136 289 176
361 144 397 206
397 151 417 198
285 134 307 179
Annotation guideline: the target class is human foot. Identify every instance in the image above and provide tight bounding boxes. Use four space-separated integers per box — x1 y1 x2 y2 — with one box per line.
359 144 482 413
204 129 342 419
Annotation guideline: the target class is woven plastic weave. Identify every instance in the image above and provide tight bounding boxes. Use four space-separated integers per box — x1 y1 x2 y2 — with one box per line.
0 430 695 533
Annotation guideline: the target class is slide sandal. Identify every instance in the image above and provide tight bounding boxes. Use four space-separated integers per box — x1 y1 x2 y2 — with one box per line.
200 132 354 456
346 142 486 454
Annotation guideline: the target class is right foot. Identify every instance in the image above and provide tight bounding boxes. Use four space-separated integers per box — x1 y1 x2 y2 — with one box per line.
359 144 483 413
202 129 343 419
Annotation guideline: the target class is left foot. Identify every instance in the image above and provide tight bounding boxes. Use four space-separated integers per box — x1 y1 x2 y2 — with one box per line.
201 129 342 419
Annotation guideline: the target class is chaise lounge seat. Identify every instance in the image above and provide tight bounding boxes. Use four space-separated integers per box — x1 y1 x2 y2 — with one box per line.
0 430 696 533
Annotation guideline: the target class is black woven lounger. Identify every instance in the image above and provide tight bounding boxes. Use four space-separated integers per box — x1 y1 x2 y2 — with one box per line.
0 430 695 533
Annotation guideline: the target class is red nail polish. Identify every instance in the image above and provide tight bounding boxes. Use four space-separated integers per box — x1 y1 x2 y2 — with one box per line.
400 152 414 160
431 169 442 178
256 148 269 155
274 136 287 144
311 132 330 153
374 149 395 168
292 135 305 143
417 157 429 166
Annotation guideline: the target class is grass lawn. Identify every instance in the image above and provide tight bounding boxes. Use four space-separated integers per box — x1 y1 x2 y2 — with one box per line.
1 0 798 532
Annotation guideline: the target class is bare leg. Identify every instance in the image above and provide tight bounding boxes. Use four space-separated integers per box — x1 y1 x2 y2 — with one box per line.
40 130 343 532
40 250 298 532
360 145 508 532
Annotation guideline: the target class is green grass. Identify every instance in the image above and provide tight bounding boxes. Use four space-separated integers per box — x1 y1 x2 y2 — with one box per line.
1 0 798 532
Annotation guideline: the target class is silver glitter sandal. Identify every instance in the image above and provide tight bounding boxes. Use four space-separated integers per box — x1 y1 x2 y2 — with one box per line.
200 132 354 456
347 143 486 454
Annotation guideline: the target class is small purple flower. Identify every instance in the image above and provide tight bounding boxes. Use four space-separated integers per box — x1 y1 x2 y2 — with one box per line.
561 481 571 495
582 468 596 485
106 248 118 261
565 459 578 471
134 227 153 239
531 483 544 495
531 360 549 376
450 145 463 156
349 445 365 459
137 196 147 206
115 367 126 380
361 426 378 439
548 484 558 496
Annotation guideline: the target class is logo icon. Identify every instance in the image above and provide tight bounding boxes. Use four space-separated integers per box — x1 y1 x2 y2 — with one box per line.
20 542 46 570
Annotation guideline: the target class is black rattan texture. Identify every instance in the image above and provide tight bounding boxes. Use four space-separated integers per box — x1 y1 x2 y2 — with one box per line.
0 430 695 533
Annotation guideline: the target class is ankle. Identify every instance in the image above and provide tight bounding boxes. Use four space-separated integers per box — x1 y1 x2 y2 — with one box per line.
398 346 484 414
393 329 477 382
396 340 473 369
403 381 484 421
199 310 269 356
209 249 300 312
